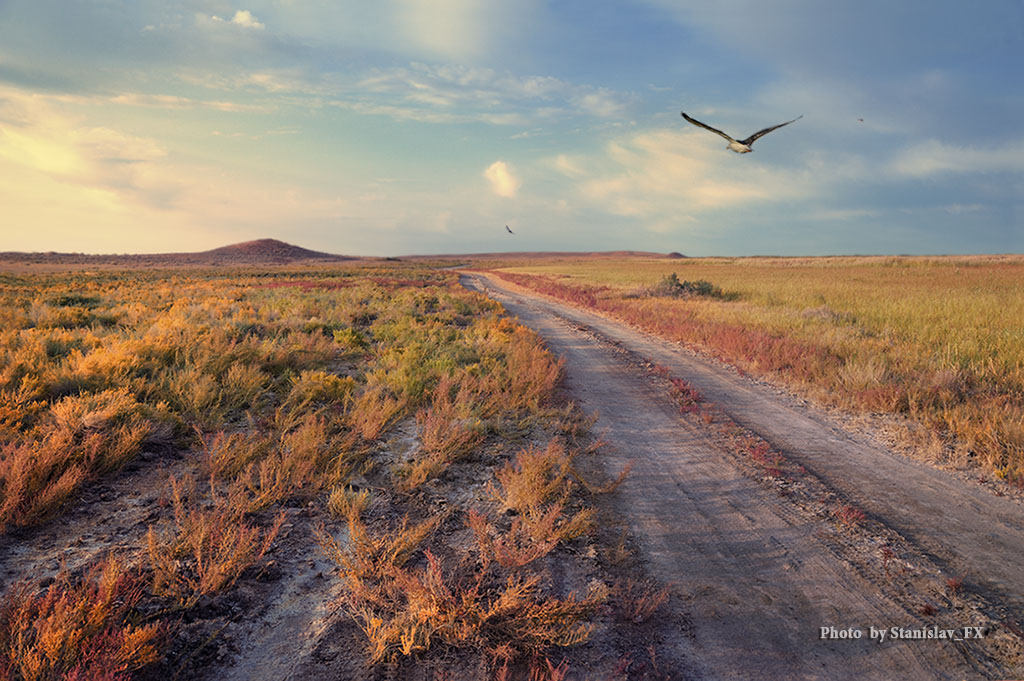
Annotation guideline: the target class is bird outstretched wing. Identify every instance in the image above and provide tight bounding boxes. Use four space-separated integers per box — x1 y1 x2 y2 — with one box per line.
681 112 737 143
741 116 803 145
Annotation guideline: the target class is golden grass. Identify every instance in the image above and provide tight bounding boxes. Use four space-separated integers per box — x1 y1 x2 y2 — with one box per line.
491 255 1024 481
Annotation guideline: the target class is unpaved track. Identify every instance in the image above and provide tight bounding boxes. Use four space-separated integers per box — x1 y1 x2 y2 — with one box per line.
462 272 1024 681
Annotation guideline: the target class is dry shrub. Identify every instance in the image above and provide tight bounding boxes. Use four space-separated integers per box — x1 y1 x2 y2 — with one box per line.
147 476 283 607
946 573 966 595
0 389 174 531
417 377 485 462
0 386 46 440
475 442 595 568
396 457 454 494
285 369 356 410
349 386 407 441
201 429 274 480
328 485 371 521
613 579 670 624
467 507 594 570
219 362 270 413
395 377 486 491
161 366 223 428
496 327 563 414
323 522 605 665
0 557 161 681
206 415 353 511
491 442 572 514
320 513 441 587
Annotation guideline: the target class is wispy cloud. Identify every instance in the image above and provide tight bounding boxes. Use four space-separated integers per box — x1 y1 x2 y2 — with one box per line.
0 86 180 207
890 139 1024 177
341 62 633 125
110 93 267 113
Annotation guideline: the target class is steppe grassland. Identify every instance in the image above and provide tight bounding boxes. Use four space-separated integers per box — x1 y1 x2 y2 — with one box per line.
492 256 1024 481
0 264 608 679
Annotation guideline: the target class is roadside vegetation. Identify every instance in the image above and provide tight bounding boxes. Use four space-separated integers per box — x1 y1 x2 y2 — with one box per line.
0 264 645 679
485 255 1024 483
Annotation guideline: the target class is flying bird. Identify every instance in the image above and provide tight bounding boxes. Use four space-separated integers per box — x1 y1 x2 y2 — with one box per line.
681 111 802 154
505 225 515 235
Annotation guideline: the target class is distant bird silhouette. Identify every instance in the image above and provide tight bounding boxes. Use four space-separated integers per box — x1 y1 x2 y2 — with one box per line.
681 111 802 153
857 118 864 123
505 225 515 235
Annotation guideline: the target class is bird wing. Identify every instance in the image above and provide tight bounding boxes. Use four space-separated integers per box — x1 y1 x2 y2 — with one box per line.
505 225 514 234
741 115 803 145
681 112 737 143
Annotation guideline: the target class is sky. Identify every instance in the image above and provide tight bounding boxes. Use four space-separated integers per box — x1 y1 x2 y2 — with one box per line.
0 1 1021 257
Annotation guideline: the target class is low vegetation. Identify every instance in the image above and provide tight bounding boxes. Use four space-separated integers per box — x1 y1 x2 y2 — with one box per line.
0 558 161 681
488 255 1024 483
0 263 624 678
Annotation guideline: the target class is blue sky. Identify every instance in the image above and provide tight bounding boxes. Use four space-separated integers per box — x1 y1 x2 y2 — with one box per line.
0 1 1021 256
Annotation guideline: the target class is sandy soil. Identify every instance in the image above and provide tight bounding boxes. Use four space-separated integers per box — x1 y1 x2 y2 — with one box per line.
461 271 1024 681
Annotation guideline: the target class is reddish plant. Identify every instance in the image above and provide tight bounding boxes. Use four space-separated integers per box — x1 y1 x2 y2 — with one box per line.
945 573 966 595
835 504 867 527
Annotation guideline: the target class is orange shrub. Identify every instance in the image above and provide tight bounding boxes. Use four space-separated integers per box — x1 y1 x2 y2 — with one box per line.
0 557 161 681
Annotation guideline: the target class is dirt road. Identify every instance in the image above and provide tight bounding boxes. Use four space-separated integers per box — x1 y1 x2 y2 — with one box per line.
461 271 1024 681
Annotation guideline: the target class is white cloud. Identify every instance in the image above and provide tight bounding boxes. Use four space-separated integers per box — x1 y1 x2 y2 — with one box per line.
231 10 265 30
208 10 265 30
331 100 528 126
484 160 520 198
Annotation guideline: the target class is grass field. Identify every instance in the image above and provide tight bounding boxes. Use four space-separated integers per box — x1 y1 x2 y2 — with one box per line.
486 255 1024 482
0 263 637 680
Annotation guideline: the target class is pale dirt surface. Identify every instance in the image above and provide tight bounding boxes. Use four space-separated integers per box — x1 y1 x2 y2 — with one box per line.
0 449 175 590
461 271 1024 681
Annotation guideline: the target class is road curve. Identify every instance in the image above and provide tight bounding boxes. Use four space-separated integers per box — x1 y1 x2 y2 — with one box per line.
461 271 1024 681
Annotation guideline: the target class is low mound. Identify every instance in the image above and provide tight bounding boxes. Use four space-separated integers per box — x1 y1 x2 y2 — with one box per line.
202 239 342 262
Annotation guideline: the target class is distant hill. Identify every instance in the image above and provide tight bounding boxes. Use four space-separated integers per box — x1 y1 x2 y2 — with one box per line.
0 238 353 267
201 239 343 262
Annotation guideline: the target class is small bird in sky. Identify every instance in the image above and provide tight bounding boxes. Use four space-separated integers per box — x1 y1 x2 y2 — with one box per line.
681 111 803 154
505 225 515 235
